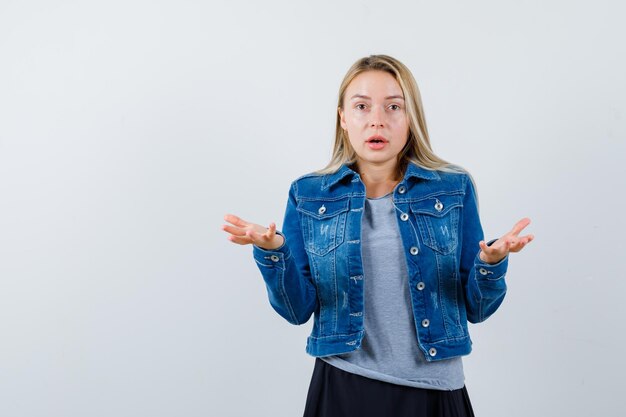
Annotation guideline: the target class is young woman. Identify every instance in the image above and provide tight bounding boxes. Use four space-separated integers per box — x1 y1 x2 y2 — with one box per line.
222 55 533 417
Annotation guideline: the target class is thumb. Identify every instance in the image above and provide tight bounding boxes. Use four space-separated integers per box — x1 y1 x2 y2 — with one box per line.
267 222 277 238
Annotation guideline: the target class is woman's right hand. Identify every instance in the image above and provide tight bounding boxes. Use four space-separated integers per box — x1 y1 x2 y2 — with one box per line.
222 214 285 250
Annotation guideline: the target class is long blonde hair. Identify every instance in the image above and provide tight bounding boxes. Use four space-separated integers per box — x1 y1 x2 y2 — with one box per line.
317 55 466 177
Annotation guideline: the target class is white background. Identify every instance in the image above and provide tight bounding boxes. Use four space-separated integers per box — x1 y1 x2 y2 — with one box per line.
1 1 625 416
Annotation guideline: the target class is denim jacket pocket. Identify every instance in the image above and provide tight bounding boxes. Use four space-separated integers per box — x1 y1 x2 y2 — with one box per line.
410 193 463 255
297 197 349 256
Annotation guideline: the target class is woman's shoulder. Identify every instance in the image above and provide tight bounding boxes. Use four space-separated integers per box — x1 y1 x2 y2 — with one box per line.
438 165 469 183
285 170 326 198
430 163 478 198
403 162 475 198
289 171 325 191
407 161 471 182
288 164 356 199
292 164 354 185
433 162 469 176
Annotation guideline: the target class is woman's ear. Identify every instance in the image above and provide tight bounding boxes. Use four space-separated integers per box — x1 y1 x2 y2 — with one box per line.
338 107 347 130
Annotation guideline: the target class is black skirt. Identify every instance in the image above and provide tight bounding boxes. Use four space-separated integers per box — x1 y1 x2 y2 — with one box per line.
303 358 475 417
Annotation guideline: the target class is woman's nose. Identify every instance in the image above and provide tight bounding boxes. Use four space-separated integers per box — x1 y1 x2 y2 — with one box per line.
369 107 384 127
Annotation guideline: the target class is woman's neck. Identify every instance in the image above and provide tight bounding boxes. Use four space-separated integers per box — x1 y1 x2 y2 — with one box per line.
356 161 401 198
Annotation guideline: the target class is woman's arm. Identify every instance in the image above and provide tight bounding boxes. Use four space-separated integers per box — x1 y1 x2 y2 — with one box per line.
223 181 318 325
459 175 533 323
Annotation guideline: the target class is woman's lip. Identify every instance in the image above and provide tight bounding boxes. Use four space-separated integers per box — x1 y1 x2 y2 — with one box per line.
367 135 388 142
367 141 387 150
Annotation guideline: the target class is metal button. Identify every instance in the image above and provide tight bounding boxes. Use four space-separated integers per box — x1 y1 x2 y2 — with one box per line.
422 319 430 328
400 213 409 221
429 348 437 357
270 255 280 262
410 246 419 255
434 199 443 212
318 205 326 215
398 185 406 194
416 282 425 291
479 267 488 276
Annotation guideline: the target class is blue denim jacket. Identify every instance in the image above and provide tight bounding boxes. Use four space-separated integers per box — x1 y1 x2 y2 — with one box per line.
252 162 508 361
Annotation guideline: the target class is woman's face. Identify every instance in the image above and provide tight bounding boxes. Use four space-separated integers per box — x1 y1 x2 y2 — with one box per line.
339 70 410 172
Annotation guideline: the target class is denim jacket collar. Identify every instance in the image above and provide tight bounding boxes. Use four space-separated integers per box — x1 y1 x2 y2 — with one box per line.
321 162 440 190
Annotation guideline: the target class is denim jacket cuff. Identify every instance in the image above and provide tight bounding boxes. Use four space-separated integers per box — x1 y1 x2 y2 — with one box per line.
474 238 508 280
252 231 291 267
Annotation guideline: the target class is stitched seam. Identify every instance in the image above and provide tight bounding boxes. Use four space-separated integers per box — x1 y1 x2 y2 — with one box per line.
253 259 273 268
485 273 505 281
311 256 324 335
395 189 465 204
332 250 338 332
435 252 452 337
277 260 298 324
475 280 484 322
307 332 364 340
299 195 352 202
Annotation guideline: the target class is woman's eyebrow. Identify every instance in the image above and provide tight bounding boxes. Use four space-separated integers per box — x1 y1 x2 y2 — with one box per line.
350 94 405 100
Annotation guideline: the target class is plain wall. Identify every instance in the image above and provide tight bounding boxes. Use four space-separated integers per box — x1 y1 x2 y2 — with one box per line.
1 1 625 416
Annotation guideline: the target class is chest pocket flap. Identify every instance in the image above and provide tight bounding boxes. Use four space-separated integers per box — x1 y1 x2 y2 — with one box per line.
297 198 349 256
410 193 463 254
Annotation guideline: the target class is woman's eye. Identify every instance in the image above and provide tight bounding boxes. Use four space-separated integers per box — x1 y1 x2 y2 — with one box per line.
389 104 401 111
356 104 367 110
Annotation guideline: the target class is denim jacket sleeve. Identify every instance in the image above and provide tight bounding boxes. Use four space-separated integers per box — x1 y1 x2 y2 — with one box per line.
251 181 318 325
460 174 509 323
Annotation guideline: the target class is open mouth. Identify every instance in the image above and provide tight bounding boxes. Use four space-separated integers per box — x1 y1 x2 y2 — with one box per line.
367 135 388 143
366 135 388 150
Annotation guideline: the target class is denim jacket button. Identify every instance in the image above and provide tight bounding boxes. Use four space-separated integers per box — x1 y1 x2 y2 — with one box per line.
270 255 280 262
416 282 425 291
429 348 437 357
434 199 444 212
398 185 406 194
422 319 430 328
479 267 488 275
400 213 409 221
318 205 326 215
410 246 419 255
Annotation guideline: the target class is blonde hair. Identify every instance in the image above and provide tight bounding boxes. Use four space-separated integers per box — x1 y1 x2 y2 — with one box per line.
317 54 466 177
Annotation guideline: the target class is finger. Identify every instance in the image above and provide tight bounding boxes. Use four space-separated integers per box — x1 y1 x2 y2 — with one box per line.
509 241 528 253
227 234 253 245
509 217 531 236
480 239 504 253
223 214 249 228
509 239 522 254
478 240 489 262
480 239 500 251
490 238 512 253
246 229 269 245
266 222 276 239
222 224 248 237
512 235 533 247
479 239 509 263
512 235 534 251
479 240 499 256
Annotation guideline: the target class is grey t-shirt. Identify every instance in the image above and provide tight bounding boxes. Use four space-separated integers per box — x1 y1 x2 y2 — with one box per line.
321 192 465 390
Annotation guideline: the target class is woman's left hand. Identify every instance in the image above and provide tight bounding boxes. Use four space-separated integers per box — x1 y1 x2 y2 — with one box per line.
479 217 534 265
